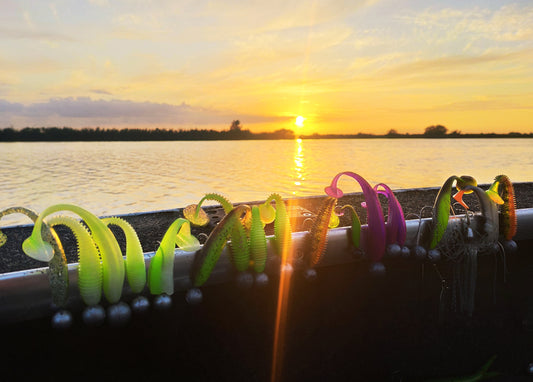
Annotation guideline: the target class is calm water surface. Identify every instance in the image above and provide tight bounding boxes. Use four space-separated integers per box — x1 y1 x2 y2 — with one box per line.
1 139 532 225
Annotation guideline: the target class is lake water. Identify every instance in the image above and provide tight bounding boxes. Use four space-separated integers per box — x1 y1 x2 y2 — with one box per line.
1 138 532 226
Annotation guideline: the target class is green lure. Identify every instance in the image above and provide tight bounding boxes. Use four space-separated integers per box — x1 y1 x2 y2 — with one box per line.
249 205 268 273
429 175 477 249
0 207 69 307
184 193 251 271
102 217 146 294
148 218 200 296
341 205 362 250
260 193 292 257
185 193 234 226
22 204 125 304
47 215 102 306
190 205 251 287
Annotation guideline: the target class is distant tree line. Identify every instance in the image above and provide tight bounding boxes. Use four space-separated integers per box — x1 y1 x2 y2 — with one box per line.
0 120 296 142
301 124 532 139
0 122 531 142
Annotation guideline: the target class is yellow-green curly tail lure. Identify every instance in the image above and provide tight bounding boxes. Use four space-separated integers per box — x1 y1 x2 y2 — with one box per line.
102 217 146 294
23 204 125 304
249 205 268 273
47 215 102 306
148 218 199 296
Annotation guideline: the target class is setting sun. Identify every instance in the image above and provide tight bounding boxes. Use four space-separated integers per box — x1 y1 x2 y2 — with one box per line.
295 116 305 128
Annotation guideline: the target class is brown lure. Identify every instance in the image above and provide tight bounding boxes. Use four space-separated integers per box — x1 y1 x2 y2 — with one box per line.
305 196 337 268
495 175 517 240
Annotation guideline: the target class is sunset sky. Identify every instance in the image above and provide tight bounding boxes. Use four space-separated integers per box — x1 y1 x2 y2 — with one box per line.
1 0 532 135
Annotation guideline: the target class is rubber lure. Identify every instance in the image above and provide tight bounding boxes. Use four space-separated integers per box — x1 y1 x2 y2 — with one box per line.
430 175 477 249
148 217 200 296
488 175 517 240
249 205 268 273
340 204 362 250
184 192 234 226
23 204 125 304
259 193 292 257
184 193 250 271
325 172 386 264
305 196 337 268
190 205 251 288
453 185 499 242
102 217 146 294
374 183 407 247
47 215 102 306
0 207 69 307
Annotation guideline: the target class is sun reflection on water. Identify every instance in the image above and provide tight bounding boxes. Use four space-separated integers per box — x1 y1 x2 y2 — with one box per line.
292 138 306 195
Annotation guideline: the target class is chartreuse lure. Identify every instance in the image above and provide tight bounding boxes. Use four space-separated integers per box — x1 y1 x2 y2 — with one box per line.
325 171 387 274
184 193 251 273
249 205 268 274
428 175 477 250
22 204 125 305
102 217 146 294
147 217 200 297
0 207 69 312
259 193 292 257
184 193 234 225
186 205 251 304
46 215 102 306
50 215 147 324
339 204 362 251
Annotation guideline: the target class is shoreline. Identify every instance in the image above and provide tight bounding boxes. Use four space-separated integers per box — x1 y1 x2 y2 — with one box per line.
1 182 533 274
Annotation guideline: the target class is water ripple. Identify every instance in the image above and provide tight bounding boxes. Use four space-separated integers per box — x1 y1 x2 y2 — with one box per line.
1 139 532 226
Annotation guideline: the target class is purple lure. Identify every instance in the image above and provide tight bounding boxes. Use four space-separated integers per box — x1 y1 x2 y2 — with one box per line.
325 172 386 263
374 183 406 247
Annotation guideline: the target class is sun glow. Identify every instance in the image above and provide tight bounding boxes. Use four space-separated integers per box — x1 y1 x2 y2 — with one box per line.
295 116 305 128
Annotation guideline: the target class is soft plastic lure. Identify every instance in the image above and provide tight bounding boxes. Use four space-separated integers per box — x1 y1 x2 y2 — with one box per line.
23 204 125 304
184 192 234 226
249 205 268 273
184 193 251 272
102 217 146 294
428 175 477 249
47 215 102 306
325 172 387 269
453 185 500 243
259 193 292 257
189 205 251 288
374 183 407 248
339 204 362 250
304 196 337 269
147 217 200 296
0 207 69 308
488 175 517 241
